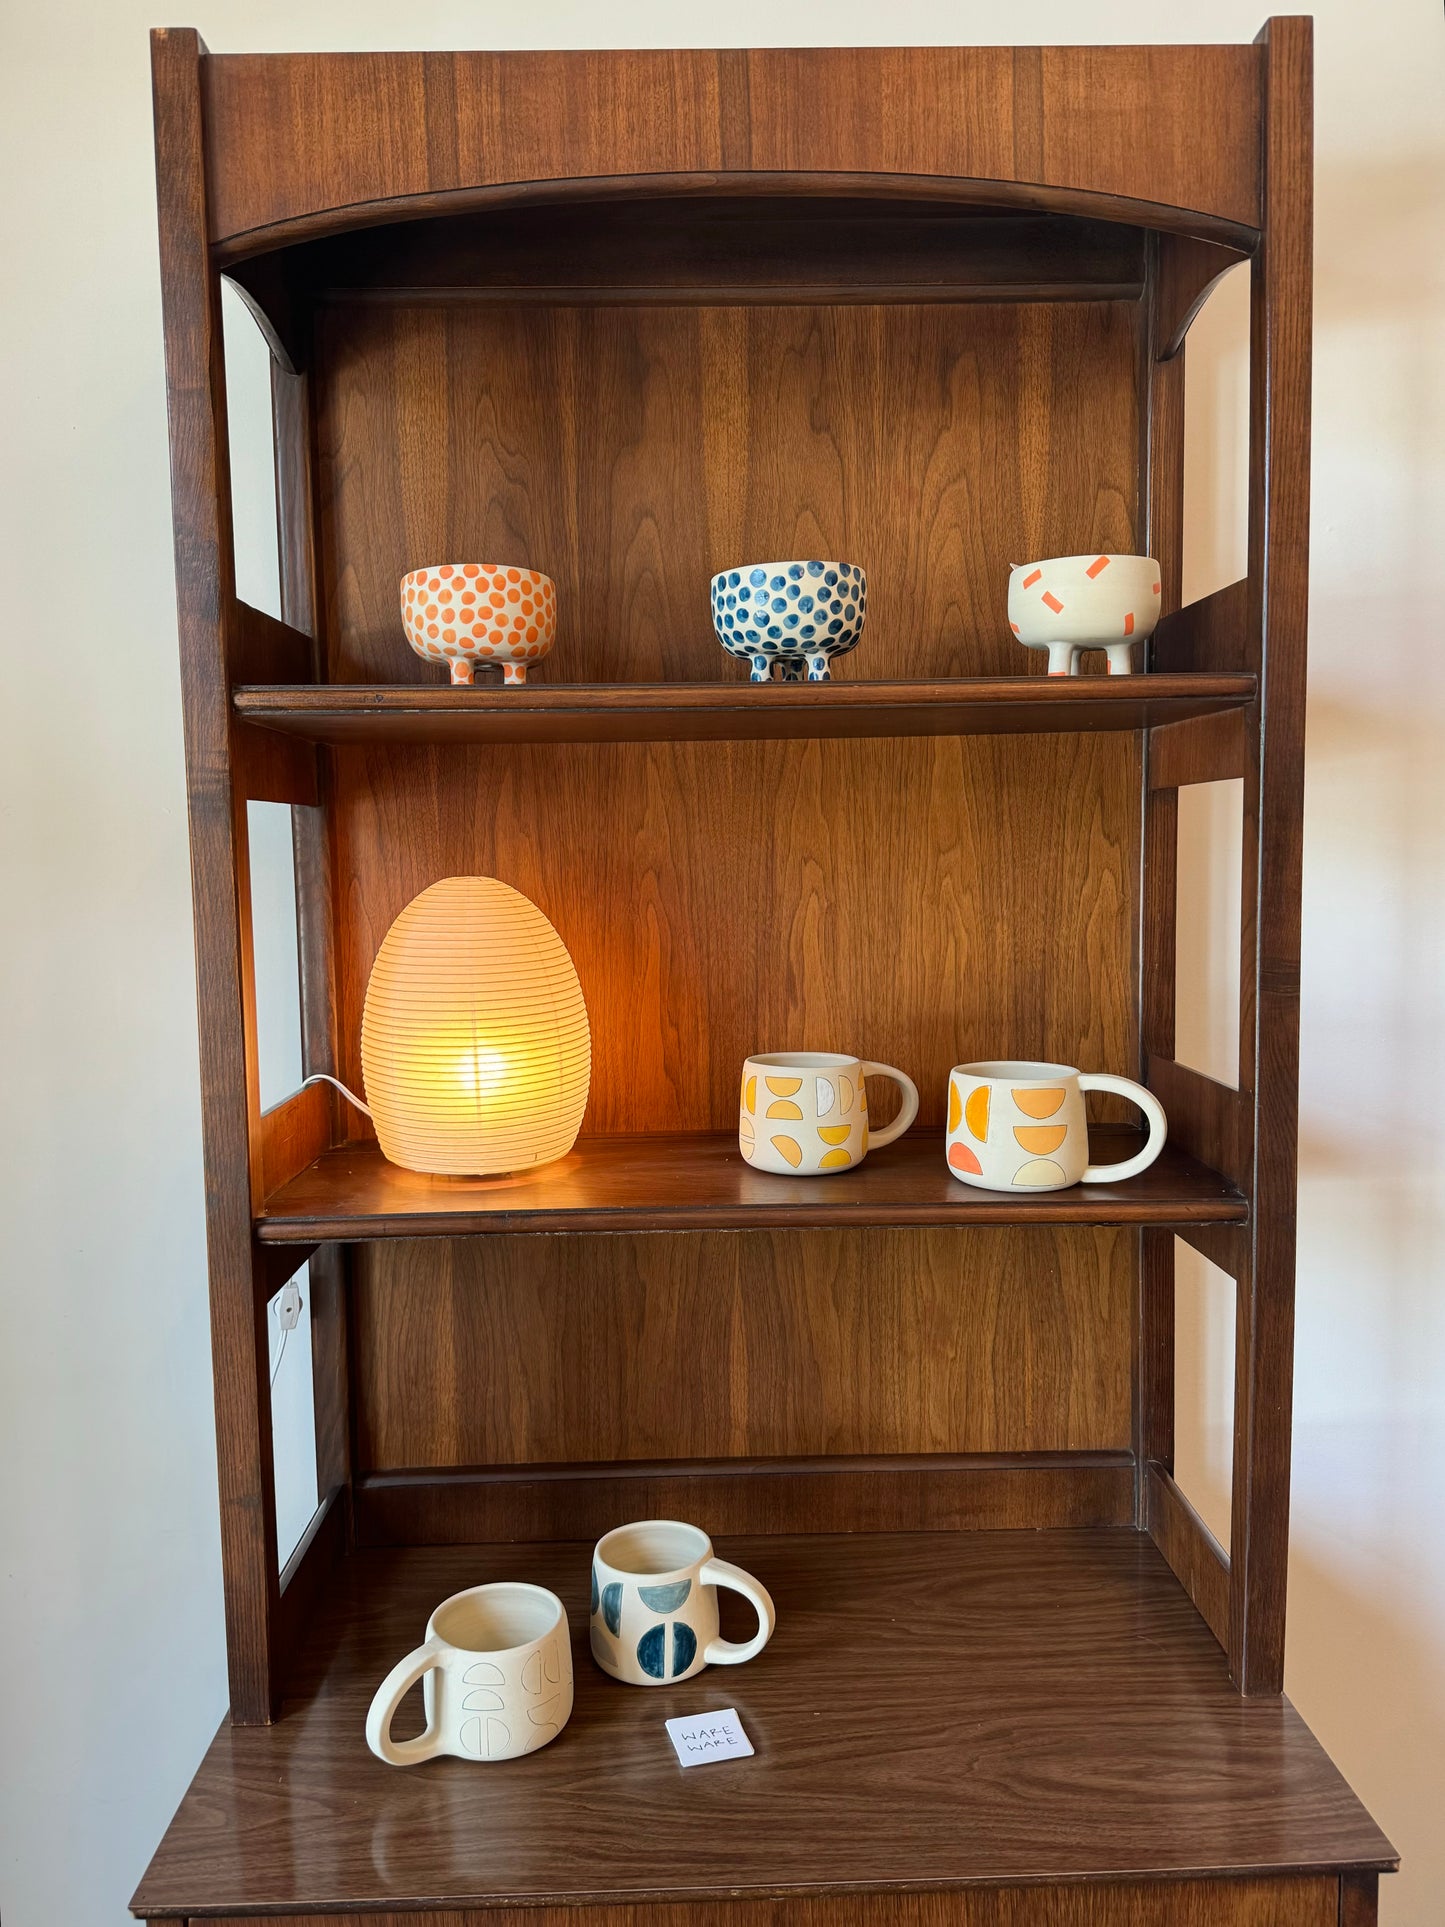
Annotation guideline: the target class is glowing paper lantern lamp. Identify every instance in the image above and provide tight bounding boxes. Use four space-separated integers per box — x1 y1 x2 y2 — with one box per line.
361 876 590 1176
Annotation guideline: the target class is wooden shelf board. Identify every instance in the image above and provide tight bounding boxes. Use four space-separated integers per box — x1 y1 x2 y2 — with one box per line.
233 674 1258 747
132 1529 1396 1918
257 1128 1247 1243
267 201 1151 312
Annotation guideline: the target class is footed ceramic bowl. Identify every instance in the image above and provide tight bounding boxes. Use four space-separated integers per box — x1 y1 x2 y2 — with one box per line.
711 560 867 682
401 564 557 685
1008 553 1160 676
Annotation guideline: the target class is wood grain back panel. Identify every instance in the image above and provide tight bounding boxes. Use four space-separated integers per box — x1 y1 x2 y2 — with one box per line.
329 730 1139 1136
317 296 1141 1128
200 45 1262 249
351 1227 1134 1470
318 289 1141 1493
314 299 1138 686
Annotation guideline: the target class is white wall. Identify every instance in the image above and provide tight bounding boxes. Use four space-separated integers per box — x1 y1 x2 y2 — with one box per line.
1 2 1442 1922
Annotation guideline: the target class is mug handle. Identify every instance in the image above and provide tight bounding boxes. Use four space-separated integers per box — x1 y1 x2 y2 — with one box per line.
859 1062 920 1150
365 1636 446 1766
700 1558 777 1666
1077 1074 1168 1183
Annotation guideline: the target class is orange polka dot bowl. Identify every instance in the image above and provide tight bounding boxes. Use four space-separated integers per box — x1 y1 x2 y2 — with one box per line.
1007 553 1160 678
400 563 557 686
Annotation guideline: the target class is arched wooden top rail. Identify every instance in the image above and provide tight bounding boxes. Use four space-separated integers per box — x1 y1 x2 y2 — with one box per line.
178 36 1267 259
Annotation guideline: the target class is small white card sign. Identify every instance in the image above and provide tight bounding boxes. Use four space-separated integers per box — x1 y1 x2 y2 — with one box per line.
665 1708 754 1768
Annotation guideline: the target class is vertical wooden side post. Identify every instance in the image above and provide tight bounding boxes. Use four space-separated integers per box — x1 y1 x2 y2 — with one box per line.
152 27 281 1721
1340 1871 1380 1925
1135 238 1186 1527
271 357 353 1518
1230 13 1313 1695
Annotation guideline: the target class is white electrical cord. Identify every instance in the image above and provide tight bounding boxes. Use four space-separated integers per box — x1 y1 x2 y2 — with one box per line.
267 1074 368 1387
301 1071 372 1117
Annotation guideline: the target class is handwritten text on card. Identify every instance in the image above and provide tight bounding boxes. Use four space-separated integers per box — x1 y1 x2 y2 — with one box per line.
665 1708 755 1767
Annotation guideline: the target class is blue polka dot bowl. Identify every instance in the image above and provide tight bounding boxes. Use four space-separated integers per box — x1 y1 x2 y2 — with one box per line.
710 559 868 682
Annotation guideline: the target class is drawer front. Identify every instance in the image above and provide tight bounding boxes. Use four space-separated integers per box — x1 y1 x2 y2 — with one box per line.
191 1871 1350 1927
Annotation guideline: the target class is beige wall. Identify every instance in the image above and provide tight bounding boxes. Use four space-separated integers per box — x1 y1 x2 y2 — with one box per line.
1 2 1442 1922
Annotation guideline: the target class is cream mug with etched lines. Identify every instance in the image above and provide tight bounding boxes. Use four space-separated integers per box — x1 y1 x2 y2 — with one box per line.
945 1061 1166 1193
365 1581 572 1766
739 1051 919 1176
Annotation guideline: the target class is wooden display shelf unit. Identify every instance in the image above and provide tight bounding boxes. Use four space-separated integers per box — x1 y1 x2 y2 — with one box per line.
140 19 1396 1927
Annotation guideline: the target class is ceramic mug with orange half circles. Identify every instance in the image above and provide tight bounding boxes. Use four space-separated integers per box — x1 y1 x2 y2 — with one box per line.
945 1061 1166 1193
739 1052 919 1176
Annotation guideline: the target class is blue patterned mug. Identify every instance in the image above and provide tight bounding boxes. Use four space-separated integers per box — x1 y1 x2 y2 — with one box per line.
589 1520 776 1687
710 559 867 682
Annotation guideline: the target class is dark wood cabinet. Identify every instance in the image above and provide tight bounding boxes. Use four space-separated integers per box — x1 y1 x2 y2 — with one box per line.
136 20 1395 1924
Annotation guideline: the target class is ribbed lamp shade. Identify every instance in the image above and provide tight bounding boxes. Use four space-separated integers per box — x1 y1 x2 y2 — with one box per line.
361 877 591 1176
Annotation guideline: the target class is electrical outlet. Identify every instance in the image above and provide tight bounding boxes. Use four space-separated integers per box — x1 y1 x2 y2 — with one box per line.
276 1279 303 1332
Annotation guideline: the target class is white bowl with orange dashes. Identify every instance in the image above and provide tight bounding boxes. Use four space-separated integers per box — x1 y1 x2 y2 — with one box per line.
401 563 557 686
1007 553 1160 677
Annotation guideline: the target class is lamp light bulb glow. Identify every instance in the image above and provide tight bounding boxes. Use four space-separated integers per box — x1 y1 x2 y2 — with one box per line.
455 1044 510 1098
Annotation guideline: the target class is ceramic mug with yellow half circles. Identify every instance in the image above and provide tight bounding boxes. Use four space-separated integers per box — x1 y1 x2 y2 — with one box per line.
740 1052 919 1176
945 1061 1166 1193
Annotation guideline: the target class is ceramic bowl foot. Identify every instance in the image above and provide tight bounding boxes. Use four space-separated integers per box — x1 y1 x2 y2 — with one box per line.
502 662 528 686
